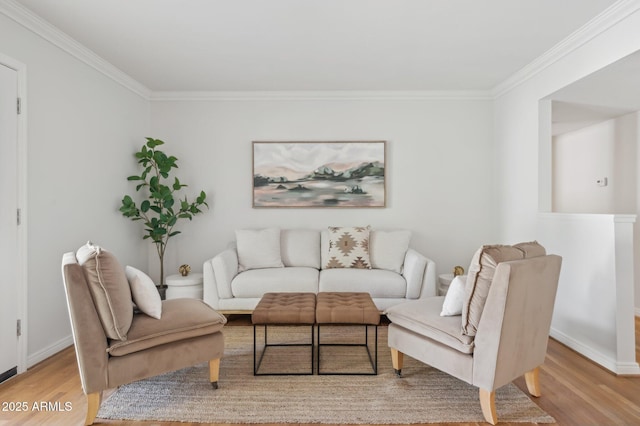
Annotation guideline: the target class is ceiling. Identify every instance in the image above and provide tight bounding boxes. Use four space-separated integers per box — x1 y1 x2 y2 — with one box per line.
549 51 640 135
14 0 619 92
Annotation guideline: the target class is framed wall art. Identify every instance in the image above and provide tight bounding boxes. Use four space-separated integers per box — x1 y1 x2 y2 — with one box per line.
253 141 386 208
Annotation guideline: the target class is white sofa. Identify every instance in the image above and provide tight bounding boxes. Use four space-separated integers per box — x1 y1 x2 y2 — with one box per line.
203 228 436 312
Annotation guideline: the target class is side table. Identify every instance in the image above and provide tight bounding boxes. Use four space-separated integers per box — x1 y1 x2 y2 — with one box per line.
166 272 204 300
437 273 454 296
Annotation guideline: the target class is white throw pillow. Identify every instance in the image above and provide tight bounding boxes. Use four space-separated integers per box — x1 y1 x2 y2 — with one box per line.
125 266 162 319
76 240 99 265
440 275 467 317
369 230 411 273
236 228 284 272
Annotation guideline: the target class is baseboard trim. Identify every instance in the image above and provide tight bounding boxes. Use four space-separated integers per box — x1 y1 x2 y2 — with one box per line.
615 361 640 376
27 335 74 368
550 327 640 376
550 327 615 373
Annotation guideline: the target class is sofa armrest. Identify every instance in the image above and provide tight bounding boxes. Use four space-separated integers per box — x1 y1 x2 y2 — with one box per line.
203 248 239 309
402 248 437 299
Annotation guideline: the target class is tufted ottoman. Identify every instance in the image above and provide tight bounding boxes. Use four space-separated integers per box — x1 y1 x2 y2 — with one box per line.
251 292 316 375
316 292 380 375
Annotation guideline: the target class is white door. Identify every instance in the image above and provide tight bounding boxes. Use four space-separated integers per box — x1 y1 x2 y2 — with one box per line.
0 63 18 383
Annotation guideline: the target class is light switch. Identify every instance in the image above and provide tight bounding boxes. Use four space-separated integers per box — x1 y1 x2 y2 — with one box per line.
596 177 608 187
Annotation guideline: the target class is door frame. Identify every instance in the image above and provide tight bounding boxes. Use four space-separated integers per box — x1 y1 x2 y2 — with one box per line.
0 52 28 374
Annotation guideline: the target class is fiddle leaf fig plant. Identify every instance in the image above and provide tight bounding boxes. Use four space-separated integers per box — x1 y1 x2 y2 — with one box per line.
120 137 208 295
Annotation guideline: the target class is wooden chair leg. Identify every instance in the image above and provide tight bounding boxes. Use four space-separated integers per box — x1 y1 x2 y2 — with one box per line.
85 391 102 426
209 358 221 389
479 388 497 425
391 348 404 376
524 367 541 397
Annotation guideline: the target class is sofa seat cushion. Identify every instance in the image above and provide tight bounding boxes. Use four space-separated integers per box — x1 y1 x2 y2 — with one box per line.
319 269 406 298
384 298 474 354
107 299 226 356
231 267 319 298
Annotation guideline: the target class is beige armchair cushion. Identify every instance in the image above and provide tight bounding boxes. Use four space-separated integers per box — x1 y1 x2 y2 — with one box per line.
461 241 546 337
107 299 227 356
81 247 133 340
513 240 546 258
462 245 523 336
386 298 475 354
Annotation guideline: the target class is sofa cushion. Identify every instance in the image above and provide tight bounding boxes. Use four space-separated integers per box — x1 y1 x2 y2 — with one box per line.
385 298 475 354
325 226 371 269
462 245 524 336
107 298 226 356
319 268 406 298
236 227 284 272
370 230 411 273
125 266 162 319
231 267 319 298
80 245 133 341
281 229 320 269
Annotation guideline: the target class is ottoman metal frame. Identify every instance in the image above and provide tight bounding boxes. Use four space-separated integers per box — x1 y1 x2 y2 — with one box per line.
316 323 378 375
315 292 380 375
252 292 316 376
253 324 314 375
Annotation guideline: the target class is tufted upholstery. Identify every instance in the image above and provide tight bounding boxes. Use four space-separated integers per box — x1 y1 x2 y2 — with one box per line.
316 292 380 325
251 292 317 324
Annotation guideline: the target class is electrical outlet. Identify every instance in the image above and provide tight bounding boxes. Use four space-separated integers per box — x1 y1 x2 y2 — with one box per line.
596 177 608 187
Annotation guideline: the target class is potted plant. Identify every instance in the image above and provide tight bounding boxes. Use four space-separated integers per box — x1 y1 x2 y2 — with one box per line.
120 137 208 299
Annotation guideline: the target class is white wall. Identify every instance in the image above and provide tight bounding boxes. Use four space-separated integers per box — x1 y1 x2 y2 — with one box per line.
552 112 638 213
538 213 638 374
0 14 149 365
149 96 498 281
494 8 640 373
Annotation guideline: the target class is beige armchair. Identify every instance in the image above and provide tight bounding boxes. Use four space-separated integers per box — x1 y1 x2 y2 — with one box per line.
385 250 561 425
61 250 226 425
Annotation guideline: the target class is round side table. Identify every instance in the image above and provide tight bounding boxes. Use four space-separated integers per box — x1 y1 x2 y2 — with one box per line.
166 272 203 300
437 273 454 296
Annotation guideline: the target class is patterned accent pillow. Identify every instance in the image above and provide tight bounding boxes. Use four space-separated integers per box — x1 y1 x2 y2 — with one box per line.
325 226 371 269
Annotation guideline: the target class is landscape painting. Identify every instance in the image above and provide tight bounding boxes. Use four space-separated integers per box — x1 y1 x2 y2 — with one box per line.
253 141 386 208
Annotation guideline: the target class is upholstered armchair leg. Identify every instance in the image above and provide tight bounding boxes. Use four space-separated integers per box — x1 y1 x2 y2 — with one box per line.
209 358 221 389
391 348 404 376
479 388 497 425
85 391 102 425
524 367 541 397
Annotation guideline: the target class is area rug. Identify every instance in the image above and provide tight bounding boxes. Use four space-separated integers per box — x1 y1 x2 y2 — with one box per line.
97 325 555 424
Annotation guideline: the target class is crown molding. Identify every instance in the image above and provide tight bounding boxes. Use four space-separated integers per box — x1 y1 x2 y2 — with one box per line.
5 0 637 103
0 0 151 99
492 0 640 98
150 90 492 102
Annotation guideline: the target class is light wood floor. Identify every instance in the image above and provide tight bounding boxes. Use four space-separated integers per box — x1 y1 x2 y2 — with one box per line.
1 316 639 426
